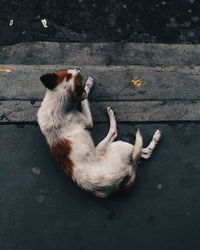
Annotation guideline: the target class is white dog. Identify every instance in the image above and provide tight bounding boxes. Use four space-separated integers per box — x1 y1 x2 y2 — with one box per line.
37 69 161 198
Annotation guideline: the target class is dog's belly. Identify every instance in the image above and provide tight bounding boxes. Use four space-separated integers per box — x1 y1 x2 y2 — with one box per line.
104 140 134 164
69 131 96 164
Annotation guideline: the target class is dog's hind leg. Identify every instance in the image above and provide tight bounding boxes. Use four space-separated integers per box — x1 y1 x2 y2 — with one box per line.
141 130 161 159
95 107 118 157
81 77 94 128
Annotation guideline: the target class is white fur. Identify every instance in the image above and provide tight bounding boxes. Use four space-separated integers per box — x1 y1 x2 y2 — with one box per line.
37 70 161 198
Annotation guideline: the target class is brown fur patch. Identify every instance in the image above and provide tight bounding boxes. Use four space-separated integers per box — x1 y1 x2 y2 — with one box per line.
123 179 136 192
56 70 73 85
51 139 74 176
56 70 68 84
119 175 136 194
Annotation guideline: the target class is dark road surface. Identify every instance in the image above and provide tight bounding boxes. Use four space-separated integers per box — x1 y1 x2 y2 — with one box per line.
0 0 200 45
0 123 200 250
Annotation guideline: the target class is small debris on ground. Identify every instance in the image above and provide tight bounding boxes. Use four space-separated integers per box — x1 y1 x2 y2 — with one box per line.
131 77 145 88
188 0 195 4
35 195 45 204
157 184 162 190
32 167 41 175
9 19 14 26
41 19 48 28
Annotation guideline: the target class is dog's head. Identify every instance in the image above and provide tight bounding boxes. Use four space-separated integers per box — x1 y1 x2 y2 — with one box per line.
40 68 87 100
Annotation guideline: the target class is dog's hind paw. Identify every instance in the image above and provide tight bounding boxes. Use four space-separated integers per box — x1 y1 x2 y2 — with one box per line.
107 107 114 116
153 129 161 142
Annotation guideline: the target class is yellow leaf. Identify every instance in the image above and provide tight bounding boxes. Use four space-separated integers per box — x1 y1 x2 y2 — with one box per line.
131 78 144 88
0 69 11 72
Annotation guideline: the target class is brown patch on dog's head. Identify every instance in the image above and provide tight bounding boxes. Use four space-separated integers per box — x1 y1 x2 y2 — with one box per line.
51 139 74 176
40 68 87 100
40 70 72 90
55 70 68 84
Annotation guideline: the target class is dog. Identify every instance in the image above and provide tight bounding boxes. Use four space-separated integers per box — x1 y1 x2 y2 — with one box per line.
37 68 161 198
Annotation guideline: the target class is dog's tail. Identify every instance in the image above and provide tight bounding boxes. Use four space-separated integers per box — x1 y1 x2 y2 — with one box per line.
132 129 143 162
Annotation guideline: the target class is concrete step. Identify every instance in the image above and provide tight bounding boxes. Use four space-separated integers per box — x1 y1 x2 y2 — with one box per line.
0 64 200 122
0 42 199 123
0 42 200 66
1 100 200 123
1 65 200 101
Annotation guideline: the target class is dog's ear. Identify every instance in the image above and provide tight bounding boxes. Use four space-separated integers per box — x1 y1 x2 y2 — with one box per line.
40 73 57 90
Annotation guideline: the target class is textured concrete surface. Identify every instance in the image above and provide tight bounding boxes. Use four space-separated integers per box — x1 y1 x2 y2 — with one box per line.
1 42 200 66
0 0 200 45
0 123 200 250
1 64 200 100
2 100 200 123
1 63 200 122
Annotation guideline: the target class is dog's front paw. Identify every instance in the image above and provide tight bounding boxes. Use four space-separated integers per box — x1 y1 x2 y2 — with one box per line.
86 77 94 89
153 129 161 142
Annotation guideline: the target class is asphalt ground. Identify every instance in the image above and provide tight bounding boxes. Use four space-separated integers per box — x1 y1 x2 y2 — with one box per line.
0 0 200 45
0 123 200 250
